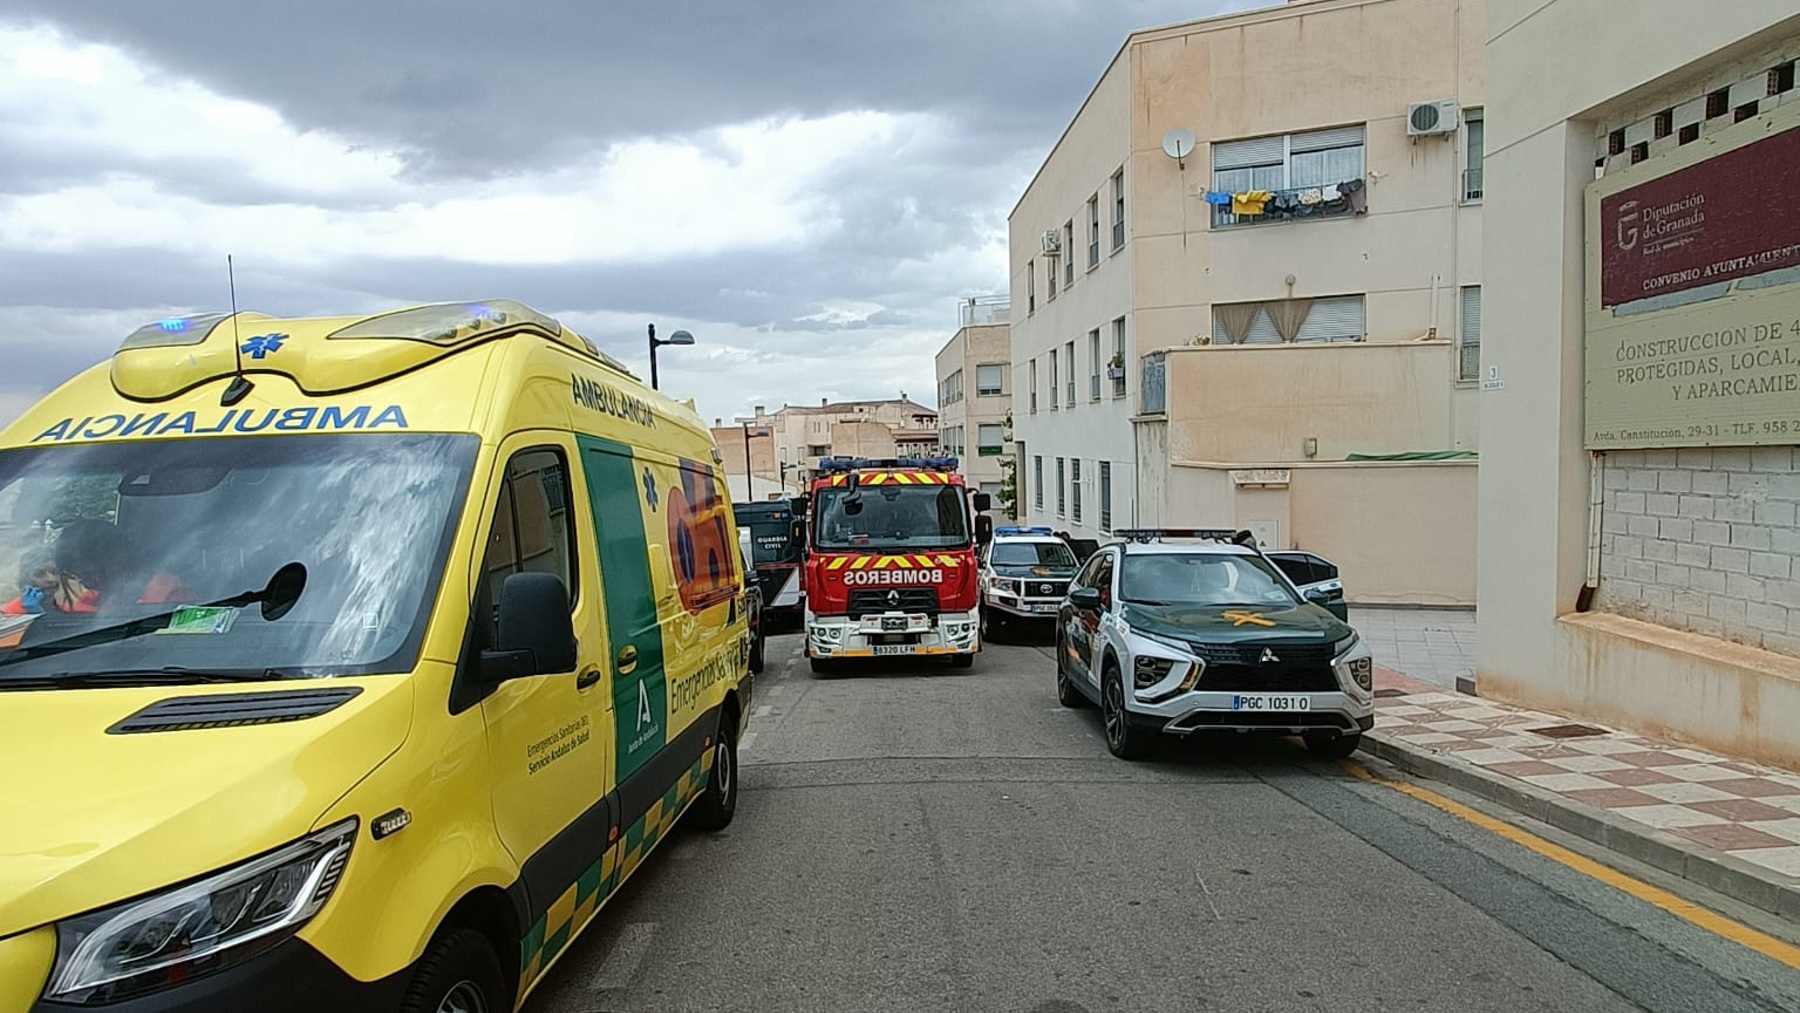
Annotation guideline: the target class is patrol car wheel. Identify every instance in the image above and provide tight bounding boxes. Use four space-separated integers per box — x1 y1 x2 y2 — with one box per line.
688 712 738 831
399 929 505 1013
1055 636 1086 708
1303 732 1361 759
1101 666 1151 761
980 605 1006 644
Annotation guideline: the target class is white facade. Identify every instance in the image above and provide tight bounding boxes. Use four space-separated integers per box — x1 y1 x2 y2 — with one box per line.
1478 0 1800 766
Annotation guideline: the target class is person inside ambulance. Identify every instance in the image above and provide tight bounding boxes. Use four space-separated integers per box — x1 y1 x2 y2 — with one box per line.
0 520 189 615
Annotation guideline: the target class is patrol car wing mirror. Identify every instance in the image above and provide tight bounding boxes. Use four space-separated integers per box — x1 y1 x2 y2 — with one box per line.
1069 586 1103 611
482 572 577 681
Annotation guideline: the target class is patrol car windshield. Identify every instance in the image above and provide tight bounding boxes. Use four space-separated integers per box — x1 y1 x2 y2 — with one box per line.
992 541 1077 568
0 434 476 684
813 484 969 550
1120 552 1300 608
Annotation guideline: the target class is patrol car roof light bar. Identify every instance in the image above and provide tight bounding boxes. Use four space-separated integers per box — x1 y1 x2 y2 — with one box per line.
1115 527 1258 548
995 526 1055 537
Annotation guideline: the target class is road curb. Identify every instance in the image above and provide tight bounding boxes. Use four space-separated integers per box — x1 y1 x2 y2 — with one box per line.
1359 731 1800 922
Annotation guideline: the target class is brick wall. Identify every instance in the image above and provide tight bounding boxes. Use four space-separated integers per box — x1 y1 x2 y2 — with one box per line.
1597 446 1800 656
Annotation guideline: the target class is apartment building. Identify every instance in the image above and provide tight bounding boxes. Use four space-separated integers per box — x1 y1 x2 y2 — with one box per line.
743 398 940 488
1009 0 1484 604
934 297 1013 501
1478 0 1800 764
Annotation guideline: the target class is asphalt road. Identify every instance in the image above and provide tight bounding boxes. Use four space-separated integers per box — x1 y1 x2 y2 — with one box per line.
525 628 1800 1013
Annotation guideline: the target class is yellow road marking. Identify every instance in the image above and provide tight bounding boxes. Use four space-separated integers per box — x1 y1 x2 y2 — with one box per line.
1340 759 1800 970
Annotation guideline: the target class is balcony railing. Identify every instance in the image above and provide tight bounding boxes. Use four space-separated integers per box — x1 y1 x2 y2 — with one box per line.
1211 183 1362 228
1463 167 1484 202
959 295 1010 328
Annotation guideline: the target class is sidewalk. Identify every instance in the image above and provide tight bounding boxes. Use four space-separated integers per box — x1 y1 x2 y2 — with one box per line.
1363 666 1800 920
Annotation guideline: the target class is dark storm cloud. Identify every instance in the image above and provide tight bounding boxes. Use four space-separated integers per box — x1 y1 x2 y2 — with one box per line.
0 0 1234 179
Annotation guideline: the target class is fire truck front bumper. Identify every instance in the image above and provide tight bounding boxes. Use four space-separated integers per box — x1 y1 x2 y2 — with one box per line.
806 608 980 658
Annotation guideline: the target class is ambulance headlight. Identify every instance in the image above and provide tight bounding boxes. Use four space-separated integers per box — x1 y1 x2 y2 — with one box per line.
46 820 356 1003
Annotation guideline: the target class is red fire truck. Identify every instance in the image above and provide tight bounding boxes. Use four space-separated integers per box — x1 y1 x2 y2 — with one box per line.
801 456 993 673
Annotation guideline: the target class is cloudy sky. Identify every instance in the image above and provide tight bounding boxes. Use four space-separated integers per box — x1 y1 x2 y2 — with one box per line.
0 0 1245 428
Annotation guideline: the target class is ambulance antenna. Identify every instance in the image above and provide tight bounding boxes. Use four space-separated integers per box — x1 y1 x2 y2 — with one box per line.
221 254 254 407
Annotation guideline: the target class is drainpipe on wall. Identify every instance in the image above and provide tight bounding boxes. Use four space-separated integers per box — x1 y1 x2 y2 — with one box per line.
1577 451 1605 612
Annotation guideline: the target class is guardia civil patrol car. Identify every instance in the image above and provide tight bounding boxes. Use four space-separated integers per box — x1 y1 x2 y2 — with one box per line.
1054 528 1374 760
0 300 753 1011
977 526 1081 641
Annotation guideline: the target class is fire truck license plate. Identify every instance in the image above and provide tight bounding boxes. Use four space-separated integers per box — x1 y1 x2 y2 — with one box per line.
873 645 914 656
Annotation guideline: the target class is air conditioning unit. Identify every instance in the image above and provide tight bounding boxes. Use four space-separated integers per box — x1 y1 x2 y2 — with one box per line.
1407 100 1460 137
1041 230 1062 256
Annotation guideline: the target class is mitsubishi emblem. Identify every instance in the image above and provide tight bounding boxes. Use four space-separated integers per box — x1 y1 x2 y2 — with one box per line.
1259 648 1280 664
886 589 901 607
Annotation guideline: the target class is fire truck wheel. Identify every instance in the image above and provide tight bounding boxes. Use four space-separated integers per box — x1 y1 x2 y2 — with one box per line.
949 653 974 669
809 656 835 677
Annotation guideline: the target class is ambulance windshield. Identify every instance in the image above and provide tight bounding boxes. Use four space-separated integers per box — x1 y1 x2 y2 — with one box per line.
0 433 477 684
813 483 969 551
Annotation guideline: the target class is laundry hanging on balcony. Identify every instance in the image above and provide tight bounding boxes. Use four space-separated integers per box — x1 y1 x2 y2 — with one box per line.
1230 190 1273 215
1203 190 1234 206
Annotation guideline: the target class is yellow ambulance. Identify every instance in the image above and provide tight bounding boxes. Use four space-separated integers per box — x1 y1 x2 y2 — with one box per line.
0 300 753 1011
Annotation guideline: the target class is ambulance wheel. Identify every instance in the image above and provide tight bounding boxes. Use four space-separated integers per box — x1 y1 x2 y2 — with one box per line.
748 626 765 674
809 656 835 677
980 606 1007 644
689 711 738 831
949 653 975 669
399 929 505 1013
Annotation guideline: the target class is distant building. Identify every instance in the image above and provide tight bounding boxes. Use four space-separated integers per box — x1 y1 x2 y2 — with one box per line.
733 398 940 490
1009 0 1484 605
935 297 1012 502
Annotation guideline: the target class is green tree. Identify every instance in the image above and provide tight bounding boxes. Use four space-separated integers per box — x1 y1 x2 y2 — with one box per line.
996 410 1018 521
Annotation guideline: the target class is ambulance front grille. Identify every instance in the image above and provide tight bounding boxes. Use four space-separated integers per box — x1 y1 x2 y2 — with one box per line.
107 687 363 734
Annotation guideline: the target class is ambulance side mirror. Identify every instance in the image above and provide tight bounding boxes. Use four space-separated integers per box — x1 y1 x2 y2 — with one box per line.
482 573 577 681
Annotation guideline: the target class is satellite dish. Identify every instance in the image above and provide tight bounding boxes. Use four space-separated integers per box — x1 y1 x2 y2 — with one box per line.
1161 128 1196 164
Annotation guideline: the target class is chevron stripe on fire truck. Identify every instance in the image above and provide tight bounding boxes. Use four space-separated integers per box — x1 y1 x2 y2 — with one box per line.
827 471 951 486
824 554 962 570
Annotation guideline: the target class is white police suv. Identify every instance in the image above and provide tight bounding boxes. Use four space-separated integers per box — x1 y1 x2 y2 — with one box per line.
1054 528 1375 760
978 526 1082 641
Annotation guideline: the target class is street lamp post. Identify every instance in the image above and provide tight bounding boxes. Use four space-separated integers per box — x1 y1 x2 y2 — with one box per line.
647 323 694 390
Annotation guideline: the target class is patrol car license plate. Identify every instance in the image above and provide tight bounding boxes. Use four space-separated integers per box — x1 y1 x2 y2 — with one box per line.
873 645 913 656
1231 694 1311 712
1031 604 1058 613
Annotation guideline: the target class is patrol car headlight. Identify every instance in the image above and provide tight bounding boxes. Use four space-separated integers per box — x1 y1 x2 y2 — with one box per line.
46 819 357 1004
1333 633 1373 691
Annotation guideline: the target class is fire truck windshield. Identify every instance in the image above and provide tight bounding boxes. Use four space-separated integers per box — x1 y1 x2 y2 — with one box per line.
813 484 969 550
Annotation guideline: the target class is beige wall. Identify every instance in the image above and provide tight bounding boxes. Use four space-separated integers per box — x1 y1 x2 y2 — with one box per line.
829 420 897 459
1162 342 1467 463
1161 459 1478 605
1478 0 1800 751
934 323 1012 491
1128 0 1485 363
769 399 938 479
711 424 777 486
